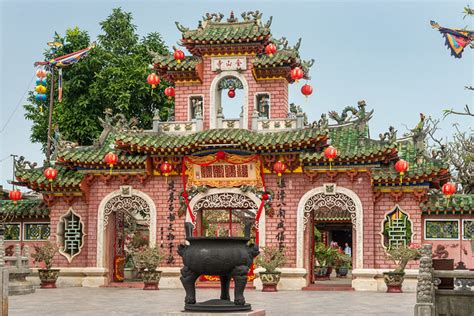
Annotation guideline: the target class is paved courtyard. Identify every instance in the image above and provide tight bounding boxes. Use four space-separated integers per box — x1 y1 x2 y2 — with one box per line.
9 287 415 316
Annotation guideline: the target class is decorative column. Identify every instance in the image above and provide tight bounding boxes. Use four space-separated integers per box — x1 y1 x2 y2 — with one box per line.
0 224 8 316
414 244 435 316
296 112 305 129
251 110 259 130
195 111 203 132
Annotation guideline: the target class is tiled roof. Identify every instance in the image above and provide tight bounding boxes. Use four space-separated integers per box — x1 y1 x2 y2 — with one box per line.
153 55 202 72
300 123 397 164
57 133 146 168
314 208 351 221
115 128 327 154
372 139 449 185
253 49 299 68
421 194 474 214
181 21 271 44
15 166 83 191
0 199 49 218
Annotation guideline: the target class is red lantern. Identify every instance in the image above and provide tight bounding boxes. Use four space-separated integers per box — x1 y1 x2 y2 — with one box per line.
44 167 58 191
228 89 235 98
290 67 304 82
442 182 456 197
147 73 160 89
160 161 173 177
174 49 185 64
273 161 287 177
104 152 118 174
301 84 313 97
36 69 47 78
265 43 277 57
9 190 22 203
394 159 409 184
164 87 175 99
216 151 226 160
324 146 337 170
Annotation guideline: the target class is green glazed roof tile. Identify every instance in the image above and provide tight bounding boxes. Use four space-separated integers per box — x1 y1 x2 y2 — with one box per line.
16 165 83 190
0 199 49 218
181 21 270 43
153 55 202 72
421 194 474 213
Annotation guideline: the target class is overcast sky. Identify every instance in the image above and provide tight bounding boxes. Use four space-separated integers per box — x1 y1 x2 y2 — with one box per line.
1 0 472 189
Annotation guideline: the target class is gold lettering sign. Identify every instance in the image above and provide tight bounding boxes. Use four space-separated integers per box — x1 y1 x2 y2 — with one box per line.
186 153 262 188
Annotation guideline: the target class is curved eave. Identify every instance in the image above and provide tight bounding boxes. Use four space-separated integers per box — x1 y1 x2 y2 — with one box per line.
302 147 398 166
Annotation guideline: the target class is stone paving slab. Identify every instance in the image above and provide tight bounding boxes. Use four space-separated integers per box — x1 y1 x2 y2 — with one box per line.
9 287 415 316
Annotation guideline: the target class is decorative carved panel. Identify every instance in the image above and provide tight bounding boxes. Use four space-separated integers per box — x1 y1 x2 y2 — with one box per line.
57 208 85 263
192 193 258 220
103 195 151 229
303 192 357 229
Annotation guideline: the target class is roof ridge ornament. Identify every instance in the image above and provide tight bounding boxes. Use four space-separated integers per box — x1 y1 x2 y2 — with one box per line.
379 126 398 145
15 156 38 172
227 11 238 23
175 21 189 33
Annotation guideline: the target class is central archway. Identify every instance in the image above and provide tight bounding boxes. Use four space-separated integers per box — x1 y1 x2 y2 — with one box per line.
296 185 363 269
187 188 265 247
209 71 249 129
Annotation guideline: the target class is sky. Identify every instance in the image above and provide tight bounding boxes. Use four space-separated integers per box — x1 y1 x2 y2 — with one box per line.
0 0 472 189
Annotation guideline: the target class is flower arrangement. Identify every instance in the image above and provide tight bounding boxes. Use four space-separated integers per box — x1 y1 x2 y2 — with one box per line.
133 246 164 272
256 246 286 273
31 241 58 270
386 243 421 273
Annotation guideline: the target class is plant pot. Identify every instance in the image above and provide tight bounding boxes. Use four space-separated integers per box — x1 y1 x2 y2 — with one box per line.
325 266 333 278
142 270 162 290
313 266 328 281
38 269 60 289
383 271 405 293
336 267 349 278
259 271 281 292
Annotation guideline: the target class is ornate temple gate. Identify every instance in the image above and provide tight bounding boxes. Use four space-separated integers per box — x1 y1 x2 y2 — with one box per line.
99 187 153 282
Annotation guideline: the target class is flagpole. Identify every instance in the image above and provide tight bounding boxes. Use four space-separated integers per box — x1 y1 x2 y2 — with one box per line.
46 67 55 162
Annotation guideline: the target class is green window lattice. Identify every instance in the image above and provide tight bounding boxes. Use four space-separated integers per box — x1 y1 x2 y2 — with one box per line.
382 206 412 250
425 220 459 239
24 223 50 241
463 220 473 240
4 224 20 240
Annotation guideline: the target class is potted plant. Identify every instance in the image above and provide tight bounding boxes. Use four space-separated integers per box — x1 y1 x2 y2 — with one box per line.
334 249 351 278
31 241 59 289
324 246 339 278
383 243 421 293
314 243 329 280
133 246 164 290
256 246 286 292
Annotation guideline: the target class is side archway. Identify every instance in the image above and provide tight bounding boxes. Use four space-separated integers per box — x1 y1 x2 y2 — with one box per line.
296 185 364 269
187 188 265 247
96 188 156 268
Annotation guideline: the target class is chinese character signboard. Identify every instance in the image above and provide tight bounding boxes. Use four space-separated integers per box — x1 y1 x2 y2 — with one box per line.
211 57 247 71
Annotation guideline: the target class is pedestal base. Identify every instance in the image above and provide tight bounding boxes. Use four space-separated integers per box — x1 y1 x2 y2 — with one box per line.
185 299 251 312
160 308 265 316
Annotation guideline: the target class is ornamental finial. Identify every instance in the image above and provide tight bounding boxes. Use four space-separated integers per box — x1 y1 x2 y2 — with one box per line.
227 11 238 23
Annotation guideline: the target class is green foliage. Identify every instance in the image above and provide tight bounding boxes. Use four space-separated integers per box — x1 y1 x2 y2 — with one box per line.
133 246 164 272
334 249 352 268
256 246 286 273
31 241 58 270
314 243 339 267
25 8 171 150
385 245 421 273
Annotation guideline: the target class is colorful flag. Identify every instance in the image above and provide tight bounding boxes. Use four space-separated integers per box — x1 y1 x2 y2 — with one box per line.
431 21 473 58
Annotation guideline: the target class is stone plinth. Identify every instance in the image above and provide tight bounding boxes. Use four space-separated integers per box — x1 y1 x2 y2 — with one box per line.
159 309 265 316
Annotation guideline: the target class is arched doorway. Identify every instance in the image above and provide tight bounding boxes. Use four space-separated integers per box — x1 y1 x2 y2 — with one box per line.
209 71 249 129
96 187 156 282
296 185 363 283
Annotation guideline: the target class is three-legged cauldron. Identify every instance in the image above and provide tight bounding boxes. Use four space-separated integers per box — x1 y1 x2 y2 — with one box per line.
178 223 259 312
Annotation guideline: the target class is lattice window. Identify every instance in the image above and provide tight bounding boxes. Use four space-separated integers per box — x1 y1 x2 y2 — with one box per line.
57 208 85 262
462 220 474 240
381 206 412 250
24 223 50 241
425 220 459 240
4 223 20 241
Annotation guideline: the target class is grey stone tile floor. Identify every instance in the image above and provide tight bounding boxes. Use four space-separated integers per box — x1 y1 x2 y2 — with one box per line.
9 287 415 316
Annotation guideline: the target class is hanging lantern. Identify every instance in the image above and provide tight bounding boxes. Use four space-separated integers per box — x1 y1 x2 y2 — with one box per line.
164 87 175 99
442 182 456 197
147 73 160 93
36 69 47 78
174 49 185 64
265 43 277 57
9 190 22 203
273 161 287 177
36 78 47 86
160 161 173 177
228 89 236 98
301 84 313 97
394 159 409 185
104 152 118 174
35 94 47 101
35 85 47 94
324 146 337 170
43 167 58 191
290 67 304 82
